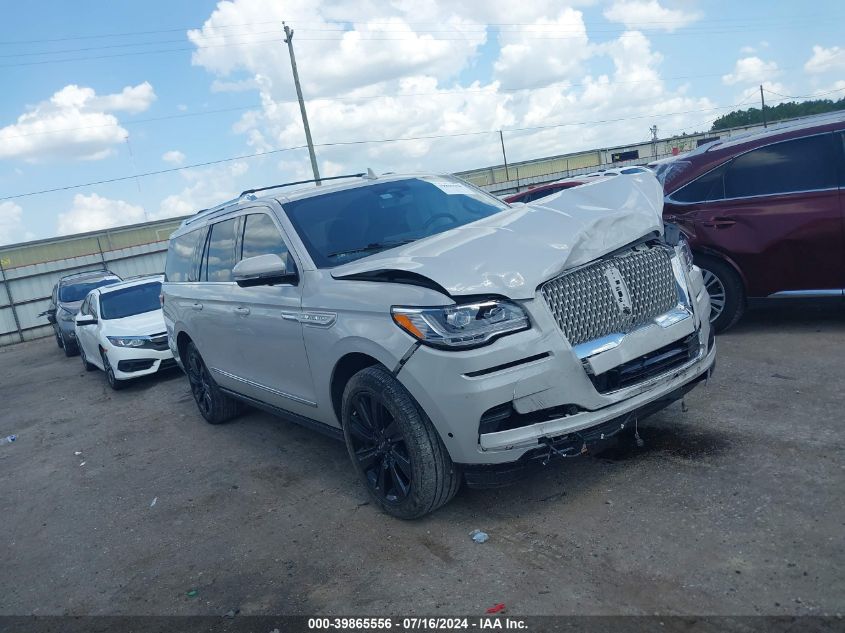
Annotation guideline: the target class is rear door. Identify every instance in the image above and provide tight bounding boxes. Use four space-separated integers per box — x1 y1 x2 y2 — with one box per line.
692 133 843 297
222 208 316 414
191 216 241 385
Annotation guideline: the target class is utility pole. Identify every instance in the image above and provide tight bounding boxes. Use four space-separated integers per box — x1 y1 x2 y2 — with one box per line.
499 130 510 181
759 85 767 128
649 125 658 159
283 22 321 184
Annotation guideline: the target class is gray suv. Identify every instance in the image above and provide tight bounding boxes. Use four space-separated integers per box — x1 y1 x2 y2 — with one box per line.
162 173 715 518
43 270 122 356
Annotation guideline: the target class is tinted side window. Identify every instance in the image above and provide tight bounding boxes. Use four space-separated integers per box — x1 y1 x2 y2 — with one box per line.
838 132 845 186
203 218 238 282
165 229 202 282
724 134 836 198
90 296 99 319
241 214 289 261
671 163 727 203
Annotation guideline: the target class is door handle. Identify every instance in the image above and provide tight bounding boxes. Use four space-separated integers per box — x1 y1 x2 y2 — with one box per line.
191 302 203 311
234 306 251 316
701 217 736 229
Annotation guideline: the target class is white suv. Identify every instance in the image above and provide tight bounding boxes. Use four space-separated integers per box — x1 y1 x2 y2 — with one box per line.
162 172 715 519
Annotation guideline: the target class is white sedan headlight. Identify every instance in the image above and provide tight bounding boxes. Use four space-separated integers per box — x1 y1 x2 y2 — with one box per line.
391 299 529 349
107 336 148 348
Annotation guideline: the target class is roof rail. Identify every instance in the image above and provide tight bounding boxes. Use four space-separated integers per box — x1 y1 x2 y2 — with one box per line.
184 172 370 226
239 172 366 197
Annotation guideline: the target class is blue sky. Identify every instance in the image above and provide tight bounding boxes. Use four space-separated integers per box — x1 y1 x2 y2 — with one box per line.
1 0 843 244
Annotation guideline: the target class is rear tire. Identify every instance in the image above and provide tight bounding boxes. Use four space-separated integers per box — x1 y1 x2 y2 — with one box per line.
342 366 461 519
184 341 241 424
696 255 745 333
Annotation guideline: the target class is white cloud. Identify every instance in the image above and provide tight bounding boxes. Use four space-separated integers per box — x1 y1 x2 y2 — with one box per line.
157 161 250 218
805 45 845 74
493 9 591 89
56 193 147 236
162 150 186 165
740 45 755 54
181 0 716 184
0 201 33 245
722 57 779 86
603 0 701 32
0 82 156 162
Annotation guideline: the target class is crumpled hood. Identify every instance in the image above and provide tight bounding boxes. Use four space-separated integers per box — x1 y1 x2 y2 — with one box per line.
101 309 165 337
331 174 666 300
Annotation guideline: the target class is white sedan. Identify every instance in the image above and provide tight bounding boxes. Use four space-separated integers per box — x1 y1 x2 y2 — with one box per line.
74 275 175 390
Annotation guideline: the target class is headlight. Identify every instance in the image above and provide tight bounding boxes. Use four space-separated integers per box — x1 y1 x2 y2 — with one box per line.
391 299 529 349
107 336 148 348
676 237 695 272
59 309 76 322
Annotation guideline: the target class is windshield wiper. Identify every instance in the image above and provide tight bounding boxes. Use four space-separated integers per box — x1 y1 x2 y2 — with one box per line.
327 239 415 259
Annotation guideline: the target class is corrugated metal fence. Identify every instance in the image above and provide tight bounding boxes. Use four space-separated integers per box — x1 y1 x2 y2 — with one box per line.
0 217 187 347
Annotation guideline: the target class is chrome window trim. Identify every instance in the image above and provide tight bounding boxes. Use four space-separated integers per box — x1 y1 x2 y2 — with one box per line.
210 367 317 407
667 186 840 206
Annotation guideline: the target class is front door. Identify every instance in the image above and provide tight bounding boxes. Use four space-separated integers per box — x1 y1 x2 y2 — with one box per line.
205 209 316 415
692 132 843 297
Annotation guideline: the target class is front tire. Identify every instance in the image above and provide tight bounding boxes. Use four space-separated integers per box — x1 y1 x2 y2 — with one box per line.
101 351 125 390
697 255 745 333
342 366 461 519
80 347 96 372
62 332 79 357
184 341 241 424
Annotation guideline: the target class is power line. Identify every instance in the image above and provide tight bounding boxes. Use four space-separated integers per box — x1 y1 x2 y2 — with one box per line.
0 70 769 142
762 86 845 100
0 13 837 45
0 99 764 202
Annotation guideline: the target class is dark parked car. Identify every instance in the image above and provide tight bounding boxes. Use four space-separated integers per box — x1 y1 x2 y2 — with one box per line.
503 179 586 204
42 269 122 356
657 113 845 331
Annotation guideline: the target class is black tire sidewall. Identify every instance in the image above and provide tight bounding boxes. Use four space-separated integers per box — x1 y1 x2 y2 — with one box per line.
696 255 745 332
186 342 239 424
342 366 457 519
101 352 123 390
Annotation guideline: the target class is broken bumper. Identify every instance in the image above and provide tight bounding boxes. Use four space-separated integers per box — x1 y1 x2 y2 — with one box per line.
398 273 714 465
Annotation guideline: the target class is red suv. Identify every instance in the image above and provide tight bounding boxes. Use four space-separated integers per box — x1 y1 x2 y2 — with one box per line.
657 114 845 331
503 179 586 204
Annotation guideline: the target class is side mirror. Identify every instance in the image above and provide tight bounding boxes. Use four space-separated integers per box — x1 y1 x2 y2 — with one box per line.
75 316 98 327
40 309 57 324
233 253 298 288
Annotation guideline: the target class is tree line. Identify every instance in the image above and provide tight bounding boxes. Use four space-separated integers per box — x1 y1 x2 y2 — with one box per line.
711 97 845 131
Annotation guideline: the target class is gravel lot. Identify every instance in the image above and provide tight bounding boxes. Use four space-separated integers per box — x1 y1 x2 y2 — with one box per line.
1 301 843 617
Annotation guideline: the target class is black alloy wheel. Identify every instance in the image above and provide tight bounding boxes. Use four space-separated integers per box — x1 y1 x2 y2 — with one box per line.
186 345 214 419
347 391 413 505
184 341 241 424
342 366 461 519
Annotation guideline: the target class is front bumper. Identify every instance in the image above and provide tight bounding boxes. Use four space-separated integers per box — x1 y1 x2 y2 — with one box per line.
397 258 714 465
105 345 175 381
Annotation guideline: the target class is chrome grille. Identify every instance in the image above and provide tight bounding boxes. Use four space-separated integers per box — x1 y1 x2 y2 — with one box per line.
541 246 678 346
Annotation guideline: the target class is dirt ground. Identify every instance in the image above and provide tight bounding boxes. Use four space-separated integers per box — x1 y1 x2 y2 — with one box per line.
1 301 843 617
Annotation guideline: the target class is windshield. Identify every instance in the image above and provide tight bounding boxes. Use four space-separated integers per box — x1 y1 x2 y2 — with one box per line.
59 277 120 302
99 282 162 320
282 177 509 268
